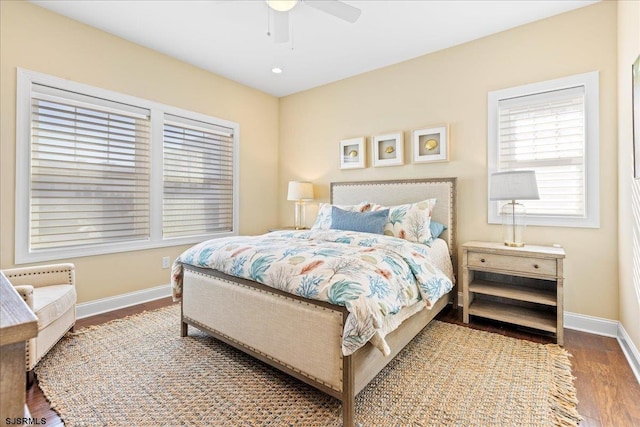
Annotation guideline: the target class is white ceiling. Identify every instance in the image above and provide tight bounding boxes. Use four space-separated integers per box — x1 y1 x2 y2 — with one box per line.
31 0 598 97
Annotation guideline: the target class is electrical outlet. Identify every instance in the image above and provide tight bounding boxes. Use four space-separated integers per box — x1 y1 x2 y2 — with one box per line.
162 256 170 269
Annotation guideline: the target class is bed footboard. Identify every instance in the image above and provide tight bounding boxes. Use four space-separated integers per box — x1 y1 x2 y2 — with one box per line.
181 265 349 397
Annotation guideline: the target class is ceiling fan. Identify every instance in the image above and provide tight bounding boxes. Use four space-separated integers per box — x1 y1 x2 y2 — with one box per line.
265 0 361 43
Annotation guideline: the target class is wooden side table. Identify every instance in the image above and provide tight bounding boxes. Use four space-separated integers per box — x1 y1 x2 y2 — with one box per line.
461 241 566 345
0 272 38 420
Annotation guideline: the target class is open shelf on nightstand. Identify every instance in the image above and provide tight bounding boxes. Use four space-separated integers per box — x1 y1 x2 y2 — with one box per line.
469 279 557 306
468 299 557 333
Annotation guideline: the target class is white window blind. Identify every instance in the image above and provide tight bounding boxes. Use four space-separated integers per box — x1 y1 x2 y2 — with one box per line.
487 71 599 229
497 86 586 217
30 84 151 250
163 114 235 238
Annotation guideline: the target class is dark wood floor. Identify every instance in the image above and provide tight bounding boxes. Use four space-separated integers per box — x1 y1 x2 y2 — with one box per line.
27 298 640 427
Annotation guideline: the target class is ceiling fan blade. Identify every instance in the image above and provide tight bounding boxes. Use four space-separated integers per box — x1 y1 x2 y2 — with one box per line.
272 10 290 43
305 0 361 23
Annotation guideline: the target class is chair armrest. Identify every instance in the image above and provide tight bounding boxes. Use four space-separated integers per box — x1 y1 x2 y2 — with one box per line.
13 285 34 309
2 263 75 289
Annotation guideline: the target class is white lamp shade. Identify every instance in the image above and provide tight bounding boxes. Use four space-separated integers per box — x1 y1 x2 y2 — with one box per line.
287 181 314 201
489 171 539 201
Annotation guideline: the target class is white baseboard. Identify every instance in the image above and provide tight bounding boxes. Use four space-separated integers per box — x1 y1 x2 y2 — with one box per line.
564 311 619 337
75 283 172 319
617 322 640 384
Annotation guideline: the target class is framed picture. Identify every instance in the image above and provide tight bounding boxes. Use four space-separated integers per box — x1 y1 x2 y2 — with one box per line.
633 54 640 179
413 125 449 163
373 132 404 167
339 137 366 169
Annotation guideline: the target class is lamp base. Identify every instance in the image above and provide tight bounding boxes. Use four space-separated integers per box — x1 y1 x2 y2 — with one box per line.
293 201 306 229
500 200 526 248
504 241 525 248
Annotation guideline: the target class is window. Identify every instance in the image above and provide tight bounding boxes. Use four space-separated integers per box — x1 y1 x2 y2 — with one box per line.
487 71 599 228
16 69 239 263
162 115 235 238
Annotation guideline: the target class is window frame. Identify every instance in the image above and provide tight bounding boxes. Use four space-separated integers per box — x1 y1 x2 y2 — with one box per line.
487 71 600 228
15 68 240 264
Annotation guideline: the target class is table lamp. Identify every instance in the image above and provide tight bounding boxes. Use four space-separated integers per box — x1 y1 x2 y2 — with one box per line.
489 171 539 247
287 181 314 229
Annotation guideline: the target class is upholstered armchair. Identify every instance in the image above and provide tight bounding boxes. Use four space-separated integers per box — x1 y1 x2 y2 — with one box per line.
2 263 76 379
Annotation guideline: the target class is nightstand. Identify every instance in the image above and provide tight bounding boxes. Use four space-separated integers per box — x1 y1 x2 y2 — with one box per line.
461 241 566 345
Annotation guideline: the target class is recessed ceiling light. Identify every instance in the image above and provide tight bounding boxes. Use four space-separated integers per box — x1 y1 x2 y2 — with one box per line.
272 67 283 74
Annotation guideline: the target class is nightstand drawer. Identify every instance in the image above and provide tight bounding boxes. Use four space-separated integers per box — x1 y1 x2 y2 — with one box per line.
467 252 556 276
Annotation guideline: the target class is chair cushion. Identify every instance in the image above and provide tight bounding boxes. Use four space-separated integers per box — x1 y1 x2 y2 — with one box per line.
33 284 76 330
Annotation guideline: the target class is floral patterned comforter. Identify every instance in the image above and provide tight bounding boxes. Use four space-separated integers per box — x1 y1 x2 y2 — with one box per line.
171 229 453 356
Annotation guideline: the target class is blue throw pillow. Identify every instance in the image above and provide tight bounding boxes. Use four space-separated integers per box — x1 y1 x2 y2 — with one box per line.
331 206 390 235
429 221 447 239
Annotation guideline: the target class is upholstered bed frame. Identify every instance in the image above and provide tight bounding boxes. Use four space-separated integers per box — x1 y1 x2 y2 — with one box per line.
180 178 457 426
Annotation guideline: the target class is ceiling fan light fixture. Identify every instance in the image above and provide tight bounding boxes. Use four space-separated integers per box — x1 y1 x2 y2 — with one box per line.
266 0 298 12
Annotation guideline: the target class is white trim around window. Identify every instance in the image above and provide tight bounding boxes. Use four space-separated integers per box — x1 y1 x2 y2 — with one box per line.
15 68 240 264
487 71 600 228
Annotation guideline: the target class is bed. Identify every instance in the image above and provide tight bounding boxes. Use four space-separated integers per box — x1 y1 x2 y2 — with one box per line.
173 178 457 426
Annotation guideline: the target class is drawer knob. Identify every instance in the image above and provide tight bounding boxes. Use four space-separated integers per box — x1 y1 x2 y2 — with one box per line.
480 258 486 263
534 264 539 269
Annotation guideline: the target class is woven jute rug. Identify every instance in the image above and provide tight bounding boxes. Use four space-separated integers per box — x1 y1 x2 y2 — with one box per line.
36 304 581 426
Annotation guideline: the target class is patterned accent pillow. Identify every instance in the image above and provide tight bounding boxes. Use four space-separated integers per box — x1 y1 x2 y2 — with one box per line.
371 199 437 244
310 202 374 230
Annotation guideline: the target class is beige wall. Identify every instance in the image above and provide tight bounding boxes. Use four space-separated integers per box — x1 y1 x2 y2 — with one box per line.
617 1 640 355
279 1 619 320
0 1 280 303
